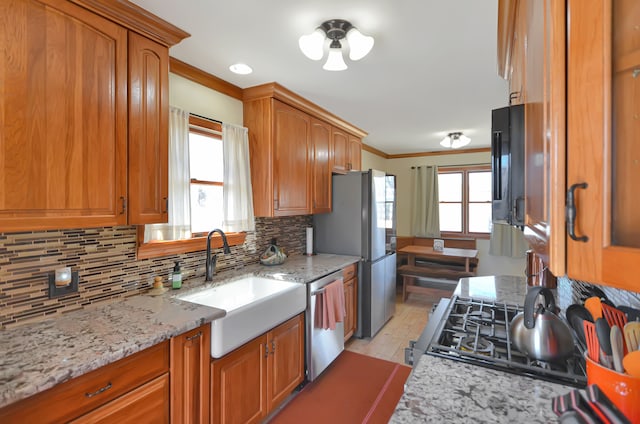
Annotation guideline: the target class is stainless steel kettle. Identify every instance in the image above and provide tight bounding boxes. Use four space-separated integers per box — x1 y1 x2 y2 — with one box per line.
510 286 575 362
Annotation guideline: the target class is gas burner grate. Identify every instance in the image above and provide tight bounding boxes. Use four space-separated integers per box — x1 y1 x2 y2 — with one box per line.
427 296 587 388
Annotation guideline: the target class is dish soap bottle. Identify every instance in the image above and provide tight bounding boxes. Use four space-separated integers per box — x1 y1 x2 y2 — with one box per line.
172 261 182 289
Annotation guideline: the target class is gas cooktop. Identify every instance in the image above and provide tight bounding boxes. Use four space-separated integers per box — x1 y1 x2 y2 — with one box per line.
408 296 587 388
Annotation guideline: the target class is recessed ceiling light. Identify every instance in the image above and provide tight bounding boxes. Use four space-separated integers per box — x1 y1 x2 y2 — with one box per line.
229 63 252 75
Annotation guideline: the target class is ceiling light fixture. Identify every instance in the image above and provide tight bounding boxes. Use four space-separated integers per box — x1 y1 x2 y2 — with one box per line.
299 19 374 71
440 132 471 149
229 63 253 75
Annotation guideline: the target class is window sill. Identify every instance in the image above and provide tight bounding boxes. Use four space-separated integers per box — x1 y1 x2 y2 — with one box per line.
136 227 246 259
440 232 490 241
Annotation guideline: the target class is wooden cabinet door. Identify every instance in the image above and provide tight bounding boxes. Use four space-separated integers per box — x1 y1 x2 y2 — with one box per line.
211 336 268 424
348 136 362 171
310 118 332 214
0 0 128 231
272 100 310 216
170 324 210 424
71 374 169 424
343 278 355 341
267 314 305 411
332 129 349 173
566 0 640 290
128 32 169 225
508 0 527 103
521 0 567 275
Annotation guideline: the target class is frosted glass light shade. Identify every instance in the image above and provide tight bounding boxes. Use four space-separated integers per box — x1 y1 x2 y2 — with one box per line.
346 28 374 60
440 133 471 149
299 29 325 61
323 49 348 71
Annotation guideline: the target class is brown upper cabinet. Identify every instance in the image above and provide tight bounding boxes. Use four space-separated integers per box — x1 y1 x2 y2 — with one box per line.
0 0 188 232
565 0 640 291
310 118 332 214
243 83 367 217
500 0 640 291
331 129 362 173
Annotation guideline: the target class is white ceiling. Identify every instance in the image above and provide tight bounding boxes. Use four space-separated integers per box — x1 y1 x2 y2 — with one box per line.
131 0 509 155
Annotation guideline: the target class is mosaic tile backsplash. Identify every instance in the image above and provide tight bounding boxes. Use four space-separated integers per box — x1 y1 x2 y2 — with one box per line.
0 216 312 328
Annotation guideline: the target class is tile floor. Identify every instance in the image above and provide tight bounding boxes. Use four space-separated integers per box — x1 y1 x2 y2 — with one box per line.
345 285 455 365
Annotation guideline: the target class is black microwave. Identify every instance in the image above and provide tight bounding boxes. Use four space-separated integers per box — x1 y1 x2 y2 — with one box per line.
491 104 524 227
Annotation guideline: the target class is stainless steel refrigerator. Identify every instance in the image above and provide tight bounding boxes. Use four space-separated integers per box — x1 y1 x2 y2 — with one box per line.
313 169 396 338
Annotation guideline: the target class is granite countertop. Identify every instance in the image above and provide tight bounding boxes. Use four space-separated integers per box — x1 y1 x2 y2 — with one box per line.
391 275 573 423
0 253 359 409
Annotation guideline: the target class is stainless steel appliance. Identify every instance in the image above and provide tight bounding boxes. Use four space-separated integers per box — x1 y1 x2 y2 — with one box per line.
306 270 345 381
491 104 525 226
406 296 587 387
313 169 396 338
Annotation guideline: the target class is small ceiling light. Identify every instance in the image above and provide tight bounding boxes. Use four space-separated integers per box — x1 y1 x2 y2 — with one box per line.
229 63 253 75
440 132 471 149
299 19 374 71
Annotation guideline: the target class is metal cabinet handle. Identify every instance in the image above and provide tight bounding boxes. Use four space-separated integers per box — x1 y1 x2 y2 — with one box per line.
186 331 202 341
264 343 269 358
566 182 589 242
162 197 168 214
85 382 112 398
119 196 127 215
271 340 276 354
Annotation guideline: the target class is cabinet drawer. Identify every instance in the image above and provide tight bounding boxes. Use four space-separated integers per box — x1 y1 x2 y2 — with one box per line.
343 263 357 281
71 374 169 424
0 341 169 423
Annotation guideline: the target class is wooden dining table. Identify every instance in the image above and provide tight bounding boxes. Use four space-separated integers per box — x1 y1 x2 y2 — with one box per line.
398 245 479 272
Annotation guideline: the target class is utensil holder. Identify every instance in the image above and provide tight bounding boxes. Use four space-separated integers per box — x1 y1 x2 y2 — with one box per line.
586 355 640 422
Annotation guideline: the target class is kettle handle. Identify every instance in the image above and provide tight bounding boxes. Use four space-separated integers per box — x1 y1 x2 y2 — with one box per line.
523 286 556 329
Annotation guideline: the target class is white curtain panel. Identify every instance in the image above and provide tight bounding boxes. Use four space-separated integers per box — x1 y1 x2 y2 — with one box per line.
489 221 528 257
144 107 192 242
411 165 441 237
222 123 255 232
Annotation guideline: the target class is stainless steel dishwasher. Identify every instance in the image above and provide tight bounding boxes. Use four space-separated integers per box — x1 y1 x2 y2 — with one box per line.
306 270 345 381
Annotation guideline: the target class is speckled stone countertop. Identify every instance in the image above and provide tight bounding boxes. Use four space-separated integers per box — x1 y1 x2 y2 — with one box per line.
390 275 573 423
0 253 358 409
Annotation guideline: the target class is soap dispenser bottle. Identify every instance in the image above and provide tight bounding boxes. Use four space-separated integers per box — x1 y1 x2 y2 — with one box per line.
172 261 182 289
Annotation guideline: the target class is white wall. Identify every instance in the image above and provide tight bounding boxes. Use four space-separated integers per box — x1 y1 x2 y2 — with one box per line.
169 73 243 124
362 149 527 277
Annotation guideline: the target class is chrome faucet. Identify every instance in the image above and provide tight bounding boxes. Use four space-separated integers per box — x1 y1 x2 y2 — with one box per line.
205 228 232 281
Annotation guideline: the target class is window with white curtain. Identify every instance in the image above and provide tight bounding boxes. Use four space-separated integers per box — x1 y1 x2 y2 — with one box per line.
139 109 254 257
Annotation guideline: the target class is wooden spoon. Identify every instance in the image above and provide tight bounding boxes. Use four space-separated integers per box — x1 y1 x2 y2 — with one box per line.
585 296 603 320
610 325 624 373
622 350 640 377
624 321 640 352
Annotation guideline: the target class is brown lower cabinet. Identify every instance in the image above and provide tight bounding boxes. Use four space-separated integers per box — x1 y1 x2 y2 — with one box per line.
210 313 305 424
343 263 358 342
171 323 212 424
0 341 170 423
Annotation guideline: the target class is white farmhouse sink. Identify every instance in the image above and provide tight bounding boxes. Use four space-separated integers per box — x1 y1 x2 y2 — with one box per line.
177 276 306 358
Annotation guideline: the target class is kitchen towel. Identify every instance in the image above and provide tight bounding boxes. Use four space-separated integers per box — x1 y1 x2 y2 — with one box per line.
315 278 345 330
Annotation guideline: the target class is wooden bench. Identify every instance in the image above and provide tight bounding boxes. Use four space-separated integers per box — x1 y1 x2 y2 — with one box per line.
398 264 475 301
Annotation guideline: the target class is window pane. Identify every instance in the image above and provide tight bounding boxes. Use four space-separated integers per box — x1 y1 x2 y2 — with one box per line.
189 132 223 182
438 173 462 202
469 171 492 202
469 203 492 233
190 184 223 234
439 203 462 232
